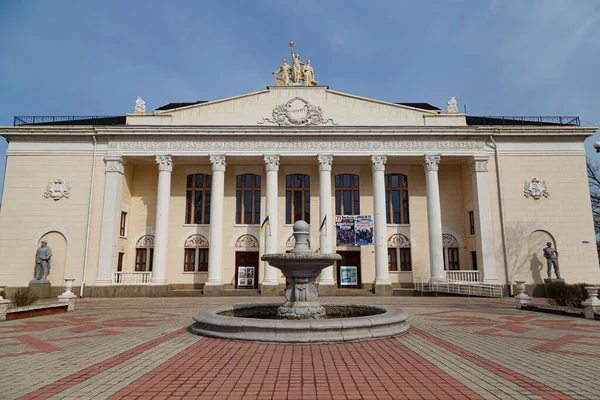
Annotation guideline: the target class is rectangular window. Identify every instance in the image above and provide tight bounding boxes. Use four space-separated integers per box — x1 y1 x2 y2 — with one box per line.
470 251 478 270
399 248 412 271
117 252 124 272
119 211 127 237
183 248 209 272
184 248 195 272
135 248 147 271
388 248 398 271
236 174 261 224
185 174 211 224
448 248 460 271
468 211 475 235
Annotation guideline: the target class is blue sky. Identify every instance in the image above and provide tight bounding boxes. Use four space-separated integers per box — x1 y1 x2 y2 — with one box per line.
1 0 599 200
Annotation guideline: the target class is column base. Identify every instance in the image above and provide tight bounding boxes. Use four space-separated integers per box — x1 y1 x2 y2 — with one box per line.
373 283 393 296
317 283 336 296
261 283 280 296
203 284 224 296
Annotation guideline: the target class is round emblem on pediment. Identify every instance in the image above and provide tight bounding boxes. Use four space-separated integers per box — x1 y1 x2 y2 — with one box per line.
286 97 309 124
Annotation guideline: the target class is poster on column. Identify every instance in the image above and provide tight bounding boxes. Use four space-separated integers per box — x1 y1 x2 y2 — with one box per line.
335 215 355 246
354 215 374 246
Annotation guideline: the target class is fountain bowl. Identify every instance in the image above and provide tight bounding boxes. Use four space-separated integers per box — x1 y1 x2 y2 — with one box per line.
191 303 409 343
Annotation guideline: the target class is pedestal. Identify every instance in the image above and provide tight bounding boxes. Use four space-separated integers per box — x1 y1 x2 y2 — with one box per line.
29 281 51 299
261 284 280 297
317 283 336 296
374 283 393 296
203 284 224 296
544 278 565 284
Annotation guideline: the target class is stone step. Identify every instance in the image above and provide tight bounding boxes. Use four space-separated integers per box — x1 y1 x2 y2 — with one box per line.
224 289 262 296
164 290 203 297
393 289 418 297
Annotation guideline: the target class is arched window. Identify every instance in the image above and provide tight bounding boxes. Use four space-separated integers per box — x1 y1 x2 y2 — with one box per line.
135 235 154 272
184 234 209 272
185 174 211 224
442 233 460 270
286 174 310 224
335 174 360 215
385 174 409 224
387 234 412 271
236 174 261 224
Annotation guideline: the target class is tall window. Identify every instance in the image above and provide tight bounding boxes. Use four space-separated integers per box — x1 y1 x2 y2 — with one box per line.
447 248 460 270
135 235 154 272
335 174 360 215
183 234 209 272
119 211 128 237
186 174 211 224
385 174 409 224
286 174 310 224
468 211 475 235
236 174 261 224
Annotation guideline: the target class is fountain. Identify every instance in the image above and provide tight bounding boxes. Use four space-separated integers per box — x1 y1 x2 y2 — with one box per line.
191 221 409 343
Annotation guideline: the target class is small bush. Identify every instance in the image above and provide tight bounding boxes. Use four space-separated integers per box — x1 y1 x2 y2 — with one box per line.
10 287 39 307
546 282 589 308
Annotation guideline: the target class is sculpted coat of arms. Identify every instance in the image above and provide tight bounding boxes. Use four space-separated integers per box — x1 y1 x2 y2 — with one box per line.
258 97 337 126
524 178 549 200
44 179 71 200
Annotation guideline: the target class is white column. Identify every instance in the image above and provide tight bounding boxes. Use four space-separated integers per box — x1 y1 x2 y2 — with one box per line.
205 155 226 295
262 155 280 295
372 155 393 295
470 156 498 283
151 155 173 285
317 155 336 293
96 156 125 286
425 155 445 282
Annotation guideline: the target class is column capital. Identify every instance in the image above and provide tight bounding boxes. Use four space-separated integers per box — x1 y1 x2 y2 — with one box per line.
470 156 489 173
104 156 125 174
371 155 387 172
156 155 173 172
264 155 280 172
318 155 333 171
210 155 226 172
424 155 441 171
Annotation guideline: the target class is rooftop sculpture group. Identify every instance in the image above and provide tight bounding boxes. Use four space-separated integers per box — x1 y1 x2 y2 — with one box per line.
273 41 318 87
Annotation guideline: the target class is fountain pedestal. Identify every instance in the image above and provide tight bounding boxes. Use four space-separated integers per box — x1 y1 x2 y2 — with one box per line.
262 221 341 320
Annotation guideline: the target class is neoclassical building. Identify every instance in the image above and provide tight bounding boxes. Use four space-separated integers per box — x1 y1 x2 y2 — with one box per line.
1 83 599 297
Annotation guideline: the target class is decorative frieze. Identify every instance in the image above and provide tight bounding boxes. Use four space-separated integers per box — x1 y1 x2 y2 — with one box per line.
44 179 71 201
387 234 411 248
371 155 387 172
156 155 173 172
524 178 549 200
442 233 459 248
210 155 226 172
424 155 441 171
108 138 486 154
317 155 333 171
264 155 280 172
257 97 337 126
235 234 260 250
184 234 209 248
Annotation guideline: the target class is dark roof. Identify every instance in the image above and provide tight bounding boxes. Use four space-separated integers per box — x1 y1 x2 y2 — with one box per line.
395 102 442 111
154 101 208 111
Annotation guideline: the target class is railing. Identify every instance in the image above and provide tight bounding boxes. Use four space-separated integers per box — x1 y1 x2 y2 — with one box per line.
113 272 152 285
14 116 126 126
413 278 505 298
467 116 580 127
446 270 480 283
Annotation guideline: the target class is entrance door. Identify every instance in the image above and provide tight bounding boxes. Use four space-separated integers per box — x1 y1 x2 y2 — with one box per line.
235 252 259 289
336 251 361 288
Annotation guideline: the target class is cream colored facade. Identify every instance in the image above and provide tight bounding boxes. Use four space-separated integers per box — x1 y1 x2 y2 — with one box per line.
1 86 599 296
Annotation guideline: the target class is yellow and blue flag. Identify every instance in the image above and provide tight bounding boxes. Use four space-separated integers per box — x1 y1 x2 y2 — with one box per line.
259 215 270 235
318 215 327 235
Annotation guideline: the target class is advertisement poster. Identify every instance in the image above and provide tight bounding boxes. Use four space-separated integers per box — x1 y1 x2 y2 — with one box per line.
340 266 358 286
336 215 373 246
238 266 255 288
335 215 355 246
354 215 374 246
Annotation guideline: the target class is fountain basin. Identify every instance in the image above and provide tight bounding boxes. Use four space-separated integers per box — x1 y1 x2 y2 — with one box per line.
191 303 409 343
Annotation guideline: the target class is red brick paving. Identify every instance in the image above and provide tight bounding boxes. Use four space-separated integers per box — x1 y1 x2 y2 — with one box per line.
411 327 573 400
16 327 188 400
108 338 482 400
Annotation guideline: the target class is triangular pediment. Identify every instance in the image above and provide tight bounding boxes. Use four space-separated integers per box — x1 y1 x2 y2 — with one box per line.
126 86 464 127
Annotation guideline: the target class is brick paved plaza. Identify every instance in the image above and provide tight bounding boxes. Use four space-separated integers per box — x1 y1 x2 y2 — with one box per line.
1 295 599 400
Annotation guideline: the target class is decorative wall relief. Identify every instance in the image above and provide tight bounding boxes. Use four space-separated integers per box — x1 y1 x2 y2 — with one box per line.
257 97 337 126
44 179 71 201
524 178 549 200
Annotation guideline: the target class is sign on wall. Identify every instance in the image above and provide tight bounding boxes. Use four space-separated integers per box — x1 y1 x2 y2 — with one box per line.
238 266 255 288
340 266 358 286
335 215 374 246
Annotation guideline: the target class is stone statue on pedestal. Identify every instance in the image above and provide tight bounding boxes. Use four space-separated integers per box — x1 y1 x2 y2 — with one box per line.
543 242 561 280
134 96 146 113
34 241 52 282
273 58 291 86
272 41 318 87
447 97 459 114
